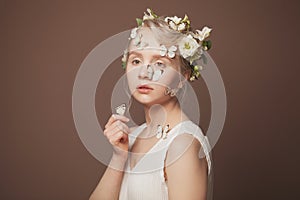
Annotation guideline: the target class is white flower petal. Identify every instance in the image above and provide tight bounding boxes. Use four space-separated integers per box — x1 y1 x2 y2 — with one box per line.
177 23 186 31
164 17 171 22
169 21 177 30
172 16 182 24
143 9 155 20
195 26 212 41
178 35 200 59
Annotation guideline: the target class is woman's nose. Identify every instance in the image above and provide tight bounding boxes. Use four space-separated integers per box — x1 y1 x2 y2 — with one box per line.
138 64 152 80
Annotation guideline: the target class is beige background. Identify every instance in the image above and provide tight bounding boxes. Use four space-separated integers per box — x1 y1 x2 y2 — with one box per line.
1 0 299 199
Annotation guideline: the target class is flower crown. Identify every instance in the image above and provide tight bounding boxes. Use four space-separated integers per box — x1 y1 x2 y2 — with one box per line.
122 8 212 81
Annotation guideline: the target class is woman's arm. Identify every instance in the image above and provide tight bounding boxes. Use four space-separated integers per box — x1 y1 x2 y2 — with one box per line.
89 155 127 200
89 114 133 200
165 134 208 200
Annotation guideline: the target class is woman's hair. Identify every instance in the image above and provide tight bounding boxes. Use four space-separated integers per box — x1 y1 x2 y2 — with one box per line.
130 17 193 80
122 8 213 82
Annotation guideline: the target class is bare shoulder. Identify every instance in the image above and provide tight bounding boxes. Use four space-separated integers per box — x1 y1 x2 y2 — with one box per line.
165 133 208 199
165 133 201 165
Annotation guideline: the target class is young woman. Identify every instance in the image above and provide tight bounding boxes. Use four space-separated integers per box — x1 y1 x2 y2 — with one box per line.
90 9 213 200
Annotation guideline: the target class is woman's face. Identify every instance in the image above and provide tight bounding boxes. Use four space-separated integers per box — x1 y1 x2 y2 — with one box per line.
125 28 184 107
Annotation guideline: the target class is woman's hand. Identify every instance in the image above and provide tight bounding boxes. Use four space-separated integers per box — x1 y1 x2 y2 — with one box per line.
103 114 130 162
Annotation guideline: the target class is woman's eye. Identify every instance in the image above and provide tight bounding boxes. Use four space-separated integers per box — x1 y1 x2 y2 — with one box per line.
132 59 141 65
155 62 166 68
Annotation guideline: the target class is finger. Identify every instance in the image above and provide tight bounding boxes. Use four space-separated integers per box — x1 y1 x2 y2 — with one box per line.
105 120 130 136
105 114 130 129
104 123 129 140
109 131 125 145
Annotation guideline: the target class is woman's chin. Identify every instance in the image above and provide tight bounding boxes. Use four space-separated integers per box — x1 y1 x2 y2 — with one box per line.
133 94 171 107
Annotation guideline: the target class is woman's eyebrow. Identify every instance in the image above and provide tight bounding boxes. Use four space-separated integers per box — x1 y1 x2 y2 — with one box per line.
128 51 142 57
128 51 174 63
152 55 173 63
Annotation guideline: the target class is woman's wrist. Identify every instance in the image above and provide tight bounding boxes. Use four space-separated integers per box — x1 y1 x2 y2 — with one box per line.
108 153 128 171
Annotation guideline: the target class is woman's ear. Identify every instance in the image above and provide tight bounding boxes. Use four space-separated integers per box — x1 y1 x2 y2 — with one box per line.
177 69 190 88
182 69 191 83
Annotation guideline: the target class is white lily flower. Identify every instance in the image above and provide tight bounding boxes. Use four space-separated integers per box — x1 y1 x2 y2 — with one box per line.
178 35 200 59
194 26 212 41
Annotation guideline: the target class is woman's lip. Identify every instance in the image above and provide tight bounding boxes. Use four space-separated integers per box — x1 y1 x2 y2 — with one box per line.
137 88 153 94
136 84 154 94
136 84 154 90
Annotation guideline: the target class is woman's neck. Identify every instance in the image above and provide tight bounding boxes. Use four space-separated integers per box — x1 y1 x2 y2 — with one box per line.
141 99 189 137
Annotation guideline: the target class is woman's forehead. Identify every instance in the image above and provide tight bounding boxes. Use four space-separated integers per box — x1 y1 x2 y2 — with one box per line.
128 49 166 58
128 27 161 50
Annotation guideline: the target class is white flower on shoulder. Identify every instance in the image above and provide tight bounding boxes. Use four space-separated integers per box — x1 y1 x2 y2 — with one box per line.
130 27 138 39
143 8 156 20
194 26 212 41
160 45 177 58
178 35 200 59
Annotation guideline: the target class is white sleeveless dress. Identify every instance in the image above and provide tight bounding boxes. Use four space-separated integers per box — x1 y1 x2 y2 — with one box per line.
119 120 213 200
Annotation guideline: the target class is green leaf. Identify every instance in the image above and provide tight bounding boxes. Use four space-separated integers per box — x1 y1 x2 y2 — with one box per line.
122 61 127 69
203 40 212 50
136 18 143 27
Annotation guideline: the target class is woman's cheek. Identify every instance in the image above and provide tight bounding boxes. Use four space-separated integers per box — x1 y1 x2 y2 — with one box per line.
126 68 140 94
156 68 181 88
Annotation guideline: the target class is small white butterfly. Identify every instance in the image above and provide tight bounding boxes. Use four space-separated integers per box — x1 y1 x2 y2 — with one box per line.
147 65 164 81
115 103 126 116
156 124 170 139
156 125 163 139
152 69 164 81
162 124 170 139
147 65 154 79
133 34 143 47
160 45 177 58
